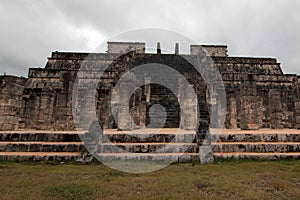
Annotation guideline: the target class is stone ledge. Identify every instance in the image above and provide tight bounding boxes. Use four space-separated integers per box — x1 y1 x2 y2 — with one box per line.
214 152 300 160
213 143 300 153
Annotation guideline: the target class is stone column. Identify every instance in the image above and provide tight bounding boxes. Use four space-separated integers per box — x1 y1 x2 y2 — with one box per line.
131 87 143 129
138 77 150 128
37 90 55 130
175 43 179 55
269 89 283 129
180 85 197 130
157 42 161 54
79 89 97 130
216 86 227 128
240 74 262 130
226 96 237 129
117 72 136 130
207 85 217 128
145 77 151 104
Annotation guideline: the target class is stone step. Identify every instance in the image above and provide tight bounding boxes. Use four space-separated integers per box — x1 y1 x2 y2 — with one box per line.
0 141 197 153
0 152 199 162
0 142 84 152
0 152 80 161
212 142 300 153
96 153 199 163
97 143 198 153
101 133 197 143
213 152 300 159
2 151 300 162
1 129 300 162
0 131 197 143
212 133 300 142
3 132 300 143
0 132 82 142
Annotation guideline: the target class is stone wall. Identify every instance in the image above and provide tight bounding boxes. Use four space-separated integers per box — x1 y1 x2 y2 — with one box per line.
95 52 204 130
0 76 27 130
107 42 145 54
0 42 300 131
190 45 228 57
294 76 300 129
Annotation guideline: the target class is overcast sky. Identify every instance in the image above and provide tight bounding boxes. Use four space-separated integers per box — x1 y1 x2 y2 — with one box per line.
1 0 300 76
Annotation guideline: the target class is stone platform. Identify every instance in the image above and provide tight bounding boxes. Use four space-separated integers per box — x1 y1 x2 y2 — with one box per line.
0 128 299 162
212 129 300 159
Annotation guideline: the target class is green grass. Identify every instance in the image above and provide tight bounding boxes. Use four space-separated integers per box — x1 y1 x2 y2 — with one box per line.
0 160 300 199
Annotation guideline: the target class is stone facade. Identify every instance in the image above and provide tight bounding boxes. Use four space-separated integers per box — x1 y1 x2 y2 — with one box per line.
0 42 299 131
0 76 27 130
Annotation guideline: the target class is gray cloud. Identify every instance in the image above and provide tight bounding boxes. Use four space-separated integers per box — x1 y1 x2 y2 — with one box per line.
0 0 300 76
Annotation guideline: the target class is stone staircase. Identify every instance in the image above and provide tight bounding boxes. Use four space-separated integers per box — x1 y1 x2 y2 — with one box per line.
0 129 300 162
212 129 300 159
94 129 199 162
0 129 199 162
0 131 83 161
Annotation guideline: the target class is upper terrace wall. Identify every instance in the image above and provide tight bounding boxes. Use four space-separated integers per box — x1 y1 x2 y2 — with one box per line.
0 42 298 131
107 42 145 54
191 45 228 57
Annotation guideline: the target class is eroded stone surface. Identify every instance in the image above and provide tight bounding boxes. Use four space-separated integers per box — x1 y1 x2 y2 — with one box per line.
0 42 298 131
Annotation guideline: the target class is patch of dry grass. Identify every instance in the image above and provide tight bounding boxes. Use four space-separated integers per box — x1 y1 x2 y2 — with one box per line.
0 160 299 199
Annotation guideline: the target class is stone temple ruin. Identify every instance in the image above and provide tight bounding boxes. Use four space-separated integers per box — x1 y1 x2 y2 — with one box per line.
1 41 300 131
0 41 300 163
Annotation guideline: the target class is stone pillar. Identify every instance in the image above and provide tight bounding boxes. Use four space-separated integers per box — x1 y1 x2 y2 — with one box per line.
207 83 226 128
139 99 146 128
79 89 97 130
131 87 144 129
157 42 161 54
207 85 217 128
180 85 197 130
37 90 55 130
175 43 179 55
226 96 237 129
240 74 262 130
18 95 28 130
137 77 150 128
294 77 300 129
117 72 136 130
269 90 283 129
145 77 151 104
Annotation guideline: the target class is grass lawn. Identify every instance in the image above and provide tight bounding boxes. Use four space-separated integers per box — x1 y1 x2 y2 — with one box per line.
0 159 300 200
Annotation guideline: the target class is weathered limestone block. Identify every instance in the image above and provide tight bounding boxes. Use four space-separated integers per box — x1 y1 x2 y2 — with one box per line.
77 89 97 130
240 96 263 130
226 97 237 128
240 74 263 130
269 90 284 129
117 72 136 130
0 76 26 130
